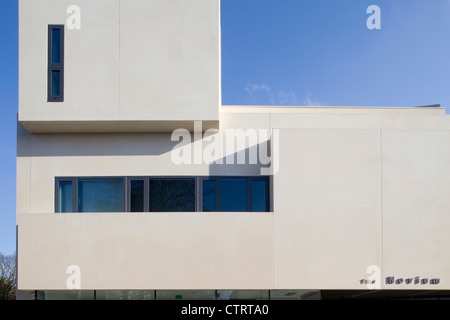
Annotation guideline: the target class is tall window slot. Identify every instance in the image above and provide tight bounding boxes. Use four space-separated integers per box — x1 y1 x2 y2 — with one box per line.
48 25 64 102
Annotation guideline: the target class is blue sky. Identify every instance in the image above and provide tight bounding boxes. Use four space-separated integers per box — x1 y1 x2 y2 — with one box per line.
0 0 18 255
0 0 449 255
222 0 450 108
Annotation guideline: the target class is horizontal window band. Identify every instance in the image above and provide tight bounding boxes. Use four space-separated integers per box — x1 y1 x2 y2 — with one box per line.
55 176 271 213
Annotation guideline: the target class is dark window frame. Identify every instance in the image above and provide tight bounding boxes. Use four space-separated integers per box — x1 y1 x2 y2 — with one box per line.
55 176 270 213
48 25 64 102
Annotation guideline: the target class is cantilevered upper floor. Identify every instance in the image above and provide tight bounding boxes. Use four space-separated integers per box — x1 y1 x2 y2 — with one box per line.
18 0 221 132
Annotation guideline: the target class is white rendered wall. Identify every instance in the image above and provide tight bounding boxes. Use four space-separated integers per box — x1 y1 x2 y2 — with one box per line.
19 0 220 130
17 109 450 290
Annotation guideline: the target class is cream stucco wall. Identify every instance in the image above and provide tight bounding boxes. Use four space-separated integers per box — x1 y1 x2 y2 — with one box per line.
17 0 450 296
17 108 450 290
273 128 382 289
18 213 273 290
19 0 220 130
382 130 450 289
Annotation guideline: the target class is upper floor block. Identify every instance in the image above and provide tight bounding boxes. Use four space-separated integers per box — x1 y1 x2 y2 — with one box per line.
19 0 221 133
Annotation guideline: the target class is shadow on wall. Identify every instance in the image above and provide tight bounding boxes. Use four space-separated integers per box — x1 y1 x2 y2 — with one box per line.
208 141 273 177
17 122 179 157
17 121 277 178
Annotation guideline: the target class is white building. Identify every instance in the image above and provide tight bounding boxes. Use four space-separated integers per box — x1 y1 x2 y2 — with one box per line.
17 0 450 300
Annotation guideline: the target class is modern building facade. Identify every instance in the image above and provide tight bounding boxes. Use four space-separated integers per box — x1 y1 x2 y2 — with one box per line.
17 0 450 300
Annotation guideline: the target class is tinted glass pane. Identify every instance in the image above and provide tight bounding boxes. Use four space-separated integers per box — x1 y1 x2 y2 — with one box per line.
96 290 155 300
51 28 61 63
149 179 195 212
217 290 269 300
156 290 216 300
59 181 72 213
220 179 247 212
202 180 216 212
43 290 94 300
78 179 124 212
130 180 144 212
252 180 267 212
51 70 61 96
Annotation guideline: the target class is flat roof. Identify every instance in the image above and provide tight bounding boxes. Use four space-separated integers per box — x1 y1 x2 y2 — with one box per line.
221 104 446 116
220 104 445 115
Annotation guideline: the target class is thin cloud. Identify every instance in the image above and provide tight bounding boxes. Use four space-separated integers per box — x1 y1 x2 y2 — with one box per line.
245 83 275 105
303 91 324 106
245 83 298 105
278 91 297 105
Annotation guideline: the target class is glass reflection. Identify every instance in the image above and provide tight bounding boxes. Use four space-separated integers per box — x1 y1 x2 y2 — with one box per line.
78 179 124 212
149 179 195 212
51 28 61 64
59 181 72 213
51 70 61 96
130 180 144 212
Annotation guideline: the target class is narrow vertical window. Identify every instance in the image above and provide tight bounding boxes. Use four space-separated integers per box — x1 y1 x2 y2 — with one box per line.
59 181 73 213
48 25 64 102
130 180 145 212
